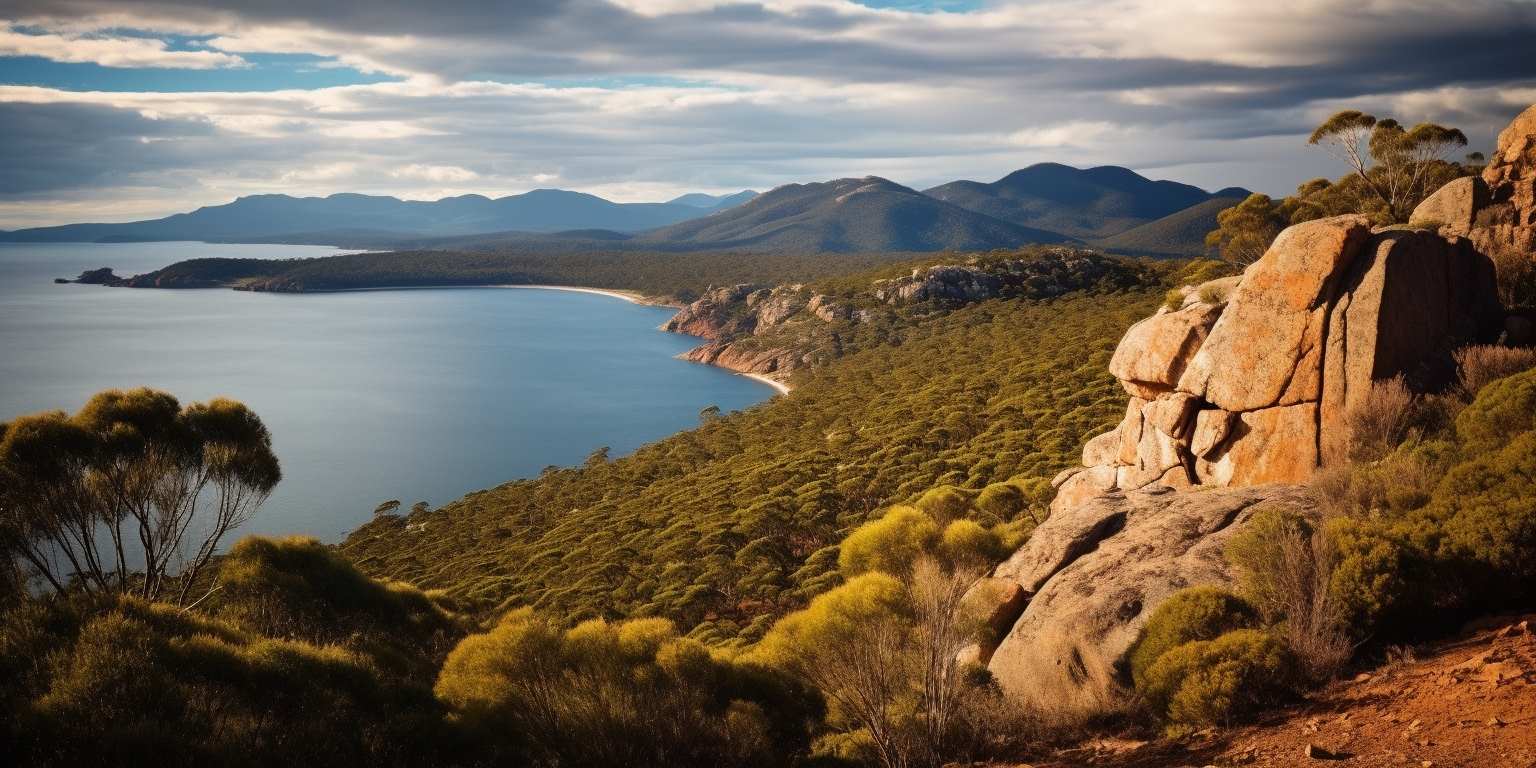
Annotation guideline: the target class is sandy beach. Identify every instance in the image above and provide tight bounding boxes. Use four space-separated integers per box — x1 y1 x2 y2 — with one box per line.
739 372 792 395
497 284 651 304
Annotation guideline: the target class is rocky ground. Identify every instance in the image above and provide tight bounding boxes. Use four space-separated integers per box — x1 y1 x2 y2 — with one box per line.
1021 614 1536 768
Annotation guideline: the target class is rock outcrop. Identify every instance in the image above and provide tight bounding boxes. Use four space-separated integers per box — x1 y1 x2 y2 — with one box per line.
986 484 1317 714
660 249 1145 383
1466 102 1536 259
1054 215 1502 511
978 103 1536 719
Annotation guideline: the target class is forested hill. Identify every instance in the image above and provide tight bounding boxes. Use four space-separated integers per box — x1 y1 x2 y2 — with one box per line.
98 249 952 301
339 252 1227 643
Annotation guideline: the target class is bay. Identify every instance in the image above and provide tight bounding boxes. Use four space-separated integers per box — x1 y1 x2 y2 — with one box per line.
0 241 773 544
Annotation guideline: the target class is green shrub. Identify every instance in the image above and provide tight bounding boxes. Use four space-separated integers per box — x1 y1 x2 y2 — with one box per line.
1139 629 1296 730
2 596 446 766
974 482 1026 523
437 610 816 768
1453 368 1536 455
1226 507 1351 679
838 506 941 576
214 536 463 680
1432 431 1536 598
1196 283 1228 305
1128 587 1258 689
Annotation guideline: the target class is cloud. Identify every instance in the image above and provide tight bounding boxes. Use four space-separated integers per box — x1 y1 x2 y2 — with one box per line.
0 0 1533 226
391 163 480 182
0 25 245 68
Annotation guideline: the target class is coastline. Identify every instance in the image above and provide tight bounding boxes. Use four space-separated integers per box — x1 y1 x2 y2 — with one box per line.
313 283 673 306
739 372 792 396
496 284 659 306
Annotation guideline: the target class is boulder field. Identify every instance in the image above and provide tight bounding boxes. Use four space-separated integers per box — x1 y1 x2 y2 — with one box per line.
980 103 1536 715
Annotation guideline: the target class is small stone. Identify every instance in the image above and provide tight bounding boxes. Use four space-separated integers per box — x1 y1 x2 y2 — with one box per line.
1489 716 1506 727
1304 743 1343 760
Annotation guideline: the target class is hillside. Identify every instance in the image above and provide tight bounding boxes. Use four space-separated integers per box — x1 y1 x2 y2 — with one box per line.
1092 193 1248 256
636 176 1075 252
667 190 760 208
100 248 942 300
0 189 741 244
339 251 1175 642
925 163 1247 240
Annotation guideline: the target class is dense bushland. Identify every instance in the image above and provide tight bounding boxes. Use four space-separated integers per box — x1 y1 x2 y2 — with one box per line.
123 248 956 302
341 260 1176 644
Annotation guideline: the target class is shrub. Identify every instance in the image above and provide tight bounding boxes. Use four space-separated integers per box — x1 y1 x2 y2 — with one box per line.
1454 345 1536 401
1226 507 1351 680
1453 367 1536 455
1490 245 1536 309
1138 629 1296 730
838 506 941 576
1196 283 1228 305
1343 376 1419 462
438 610 816 768
1324 515 1432 640
214 536 463 680
938 520 1008 571
1128 587 1258 689
974 482 1026 524
914 485 977 524
1431 431 1536 600
3 595 445 766
1162 288 1186 311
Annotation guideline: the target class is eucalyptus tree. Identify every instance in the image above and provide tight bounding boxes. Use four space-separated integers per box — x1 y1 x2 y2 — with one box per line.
0 387 279 603
1308 110 1469 222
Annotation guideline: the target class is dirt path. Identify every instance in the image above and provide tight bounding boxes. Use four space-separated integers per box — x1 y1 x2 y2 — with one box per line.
1026 614 1536 768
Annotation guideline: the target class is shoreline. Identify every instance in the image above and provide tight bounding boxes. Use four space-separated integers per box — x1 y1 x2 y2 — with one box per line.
739 372 792 396
311 283 670 306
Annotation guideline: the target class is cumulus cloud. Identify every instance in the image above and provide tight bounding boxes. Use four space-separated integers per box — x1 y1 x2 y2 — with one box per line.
0 0 1533 226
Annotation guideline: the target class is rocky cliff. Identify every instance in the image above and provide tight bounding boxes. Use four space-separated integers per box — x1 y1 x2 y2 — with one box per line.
980 104 1536 717
1050 215 1502 514
660 249 1143 383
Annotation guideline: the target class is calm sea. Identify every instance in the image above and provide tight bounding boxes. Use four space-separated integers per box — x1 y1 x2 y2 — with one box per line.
0 242 772 543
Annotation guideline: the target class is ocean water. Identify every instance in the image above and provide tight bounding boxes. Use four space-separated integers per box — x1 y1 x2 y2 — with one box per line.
0 242 773 543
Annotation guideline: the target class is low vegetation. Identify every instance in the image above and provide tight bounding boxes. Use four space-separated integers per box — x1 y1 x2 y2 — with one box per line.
340 254 1182 644
120 249 958 302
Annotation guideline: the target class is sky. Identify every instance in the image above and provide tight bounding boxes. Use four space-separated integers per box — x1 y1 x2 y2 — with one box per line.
1 0 1534 229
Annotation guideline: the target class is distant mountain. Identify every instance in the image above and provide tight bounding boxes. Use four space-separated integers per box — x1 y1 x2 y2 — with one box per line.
666 190 759 209
1091 192 1250 257
924 164 1244 240
638 177 1073 253
0 190 718 244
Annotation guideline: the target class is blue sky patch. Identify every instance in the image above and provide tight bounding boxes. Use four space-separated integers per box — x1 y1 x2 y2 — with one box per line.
0 53 397 92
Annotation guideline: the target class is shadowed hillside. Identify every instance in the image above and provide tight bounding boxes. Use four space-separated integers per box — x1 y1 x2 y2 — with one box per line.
636 176 1074 252
1093 193 1249 256
925 163 1247 240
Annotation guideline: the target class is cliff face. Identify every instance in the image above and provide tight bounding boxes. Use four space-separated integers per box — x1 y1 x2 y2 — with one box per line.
659 249 1144 383
1050 216 1502 514
981 103 1536 717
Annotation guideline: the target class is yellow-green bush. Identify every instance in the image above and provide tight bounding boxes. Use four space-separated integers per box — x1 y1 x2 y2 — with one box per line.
1138 629 1296 730
340 275 1164 644
437 609 817 768
1128 587 1258 689
1432 431 1536 595
1 595 446 767
838 506 941 576
1452 367 1536 455
214 535 463 680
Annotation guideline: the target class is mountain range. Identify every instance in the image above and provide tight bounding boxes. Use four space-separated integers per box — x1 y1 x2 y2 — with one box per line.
0 165 1250 255
0 189 757 244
